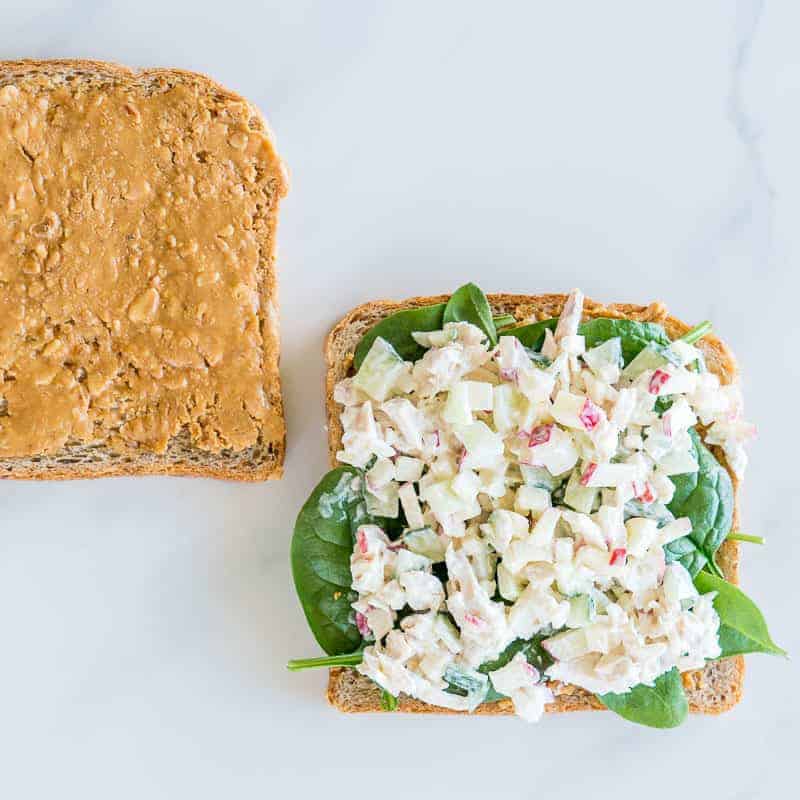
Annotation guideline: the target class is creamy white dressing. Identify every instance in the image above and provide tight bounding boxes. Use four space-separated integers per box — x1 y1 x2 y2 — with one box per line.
337 291 750 721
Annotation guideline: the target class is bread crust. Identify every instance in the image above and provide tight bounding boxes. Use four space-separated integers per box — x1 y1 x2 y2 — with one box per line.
0 59 288 481
1 460 278 482
324 292 745 716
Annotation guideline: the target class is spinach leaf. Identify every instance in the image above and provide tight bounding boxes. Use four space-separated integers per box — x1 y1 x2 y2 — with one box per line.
694 572 786 658
380 690 399 711
443 635 555 704
681 320 712 345
476 635 555 703
443 665 492 705
287 650 365 671
290 466 369 655
666 429 734 577
353 283 500 370
354 293 671 374
663 536 707 578
654 395 674 415
579 318 671 365
353 303 446 370
598 668 688 729
507 317 669 365
492 313 517 330
505 318 557 349
443 283 498 345
726 532 765 545
481 686 505 704
479 635 554 675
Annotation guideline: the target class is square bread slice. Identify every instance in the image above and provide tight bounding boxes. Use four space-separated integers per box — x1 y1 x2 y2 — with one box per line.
0 60 287 480
324 292 744 716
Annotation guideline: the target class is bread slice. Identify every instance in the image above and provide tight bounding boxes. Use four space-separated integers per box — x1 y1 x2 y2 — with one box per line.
0 60 287 480
324 292 744 715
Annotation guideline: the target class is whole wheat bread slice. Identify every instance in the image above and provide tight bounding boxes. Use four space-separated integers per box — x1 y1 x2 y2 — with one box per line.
0 60 287 480
324 292 744 715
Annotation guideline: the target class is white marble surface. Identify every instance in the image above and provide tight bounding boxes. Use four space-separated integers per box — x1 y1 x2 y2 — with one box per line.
1 1 798 798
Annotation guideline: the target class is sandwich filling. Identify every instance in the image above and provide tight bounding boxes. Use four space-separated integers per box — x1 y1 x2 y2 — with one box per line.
332 289 753 721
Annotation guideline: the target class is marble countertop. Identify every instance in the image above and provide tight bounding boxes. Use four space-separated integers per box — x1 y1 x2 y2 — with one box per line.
2 1 797 798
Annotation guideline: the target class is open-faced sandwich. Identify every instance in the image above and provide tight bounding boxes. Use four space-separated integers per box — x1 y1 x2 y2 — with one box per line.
290 284 783 727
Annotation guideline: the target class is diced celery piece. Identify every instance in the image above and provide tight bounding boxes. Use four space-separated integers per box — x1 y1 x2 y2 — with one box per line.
520 464 561 492
353 337 406 401
543 628 589 660
454 422 504 469
515 485 551 515
619 343 676 382
583 337 622 375
566 594 596 629
403 527 446 562
624 500 675 527
563 470 598 514
443 665 490 710
442 382 472 426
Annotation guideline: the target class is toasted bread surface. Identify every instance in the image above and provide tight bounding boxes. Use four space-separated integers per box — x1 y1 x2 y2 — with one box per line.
324 292 744 715
0 60 288 480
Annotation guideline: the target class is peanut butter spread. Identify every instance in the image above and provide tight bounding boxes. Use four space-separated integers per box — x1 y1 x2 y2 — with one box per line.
0 73 286 458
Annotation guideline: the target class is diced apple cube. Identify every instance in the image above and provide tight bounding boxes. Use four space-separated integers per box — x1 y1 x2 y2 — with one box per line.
625 517 658 558
454 421 504 469
543 628 590 661
551 391 588 429
442 382 472 426
466 381 494 411
583 462 639 488
394 456 424 482
515 485 551 515
398 482 425 530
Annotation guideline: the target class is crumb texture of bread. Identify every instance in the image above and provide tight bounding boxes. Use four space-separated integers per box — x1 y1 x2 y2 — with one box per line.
324 291 744 716
0 60 288 480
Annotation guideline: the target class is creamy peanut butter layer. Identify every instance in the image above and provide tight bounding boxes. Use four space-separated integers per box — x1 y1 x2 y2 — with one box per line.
0 70 286 458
